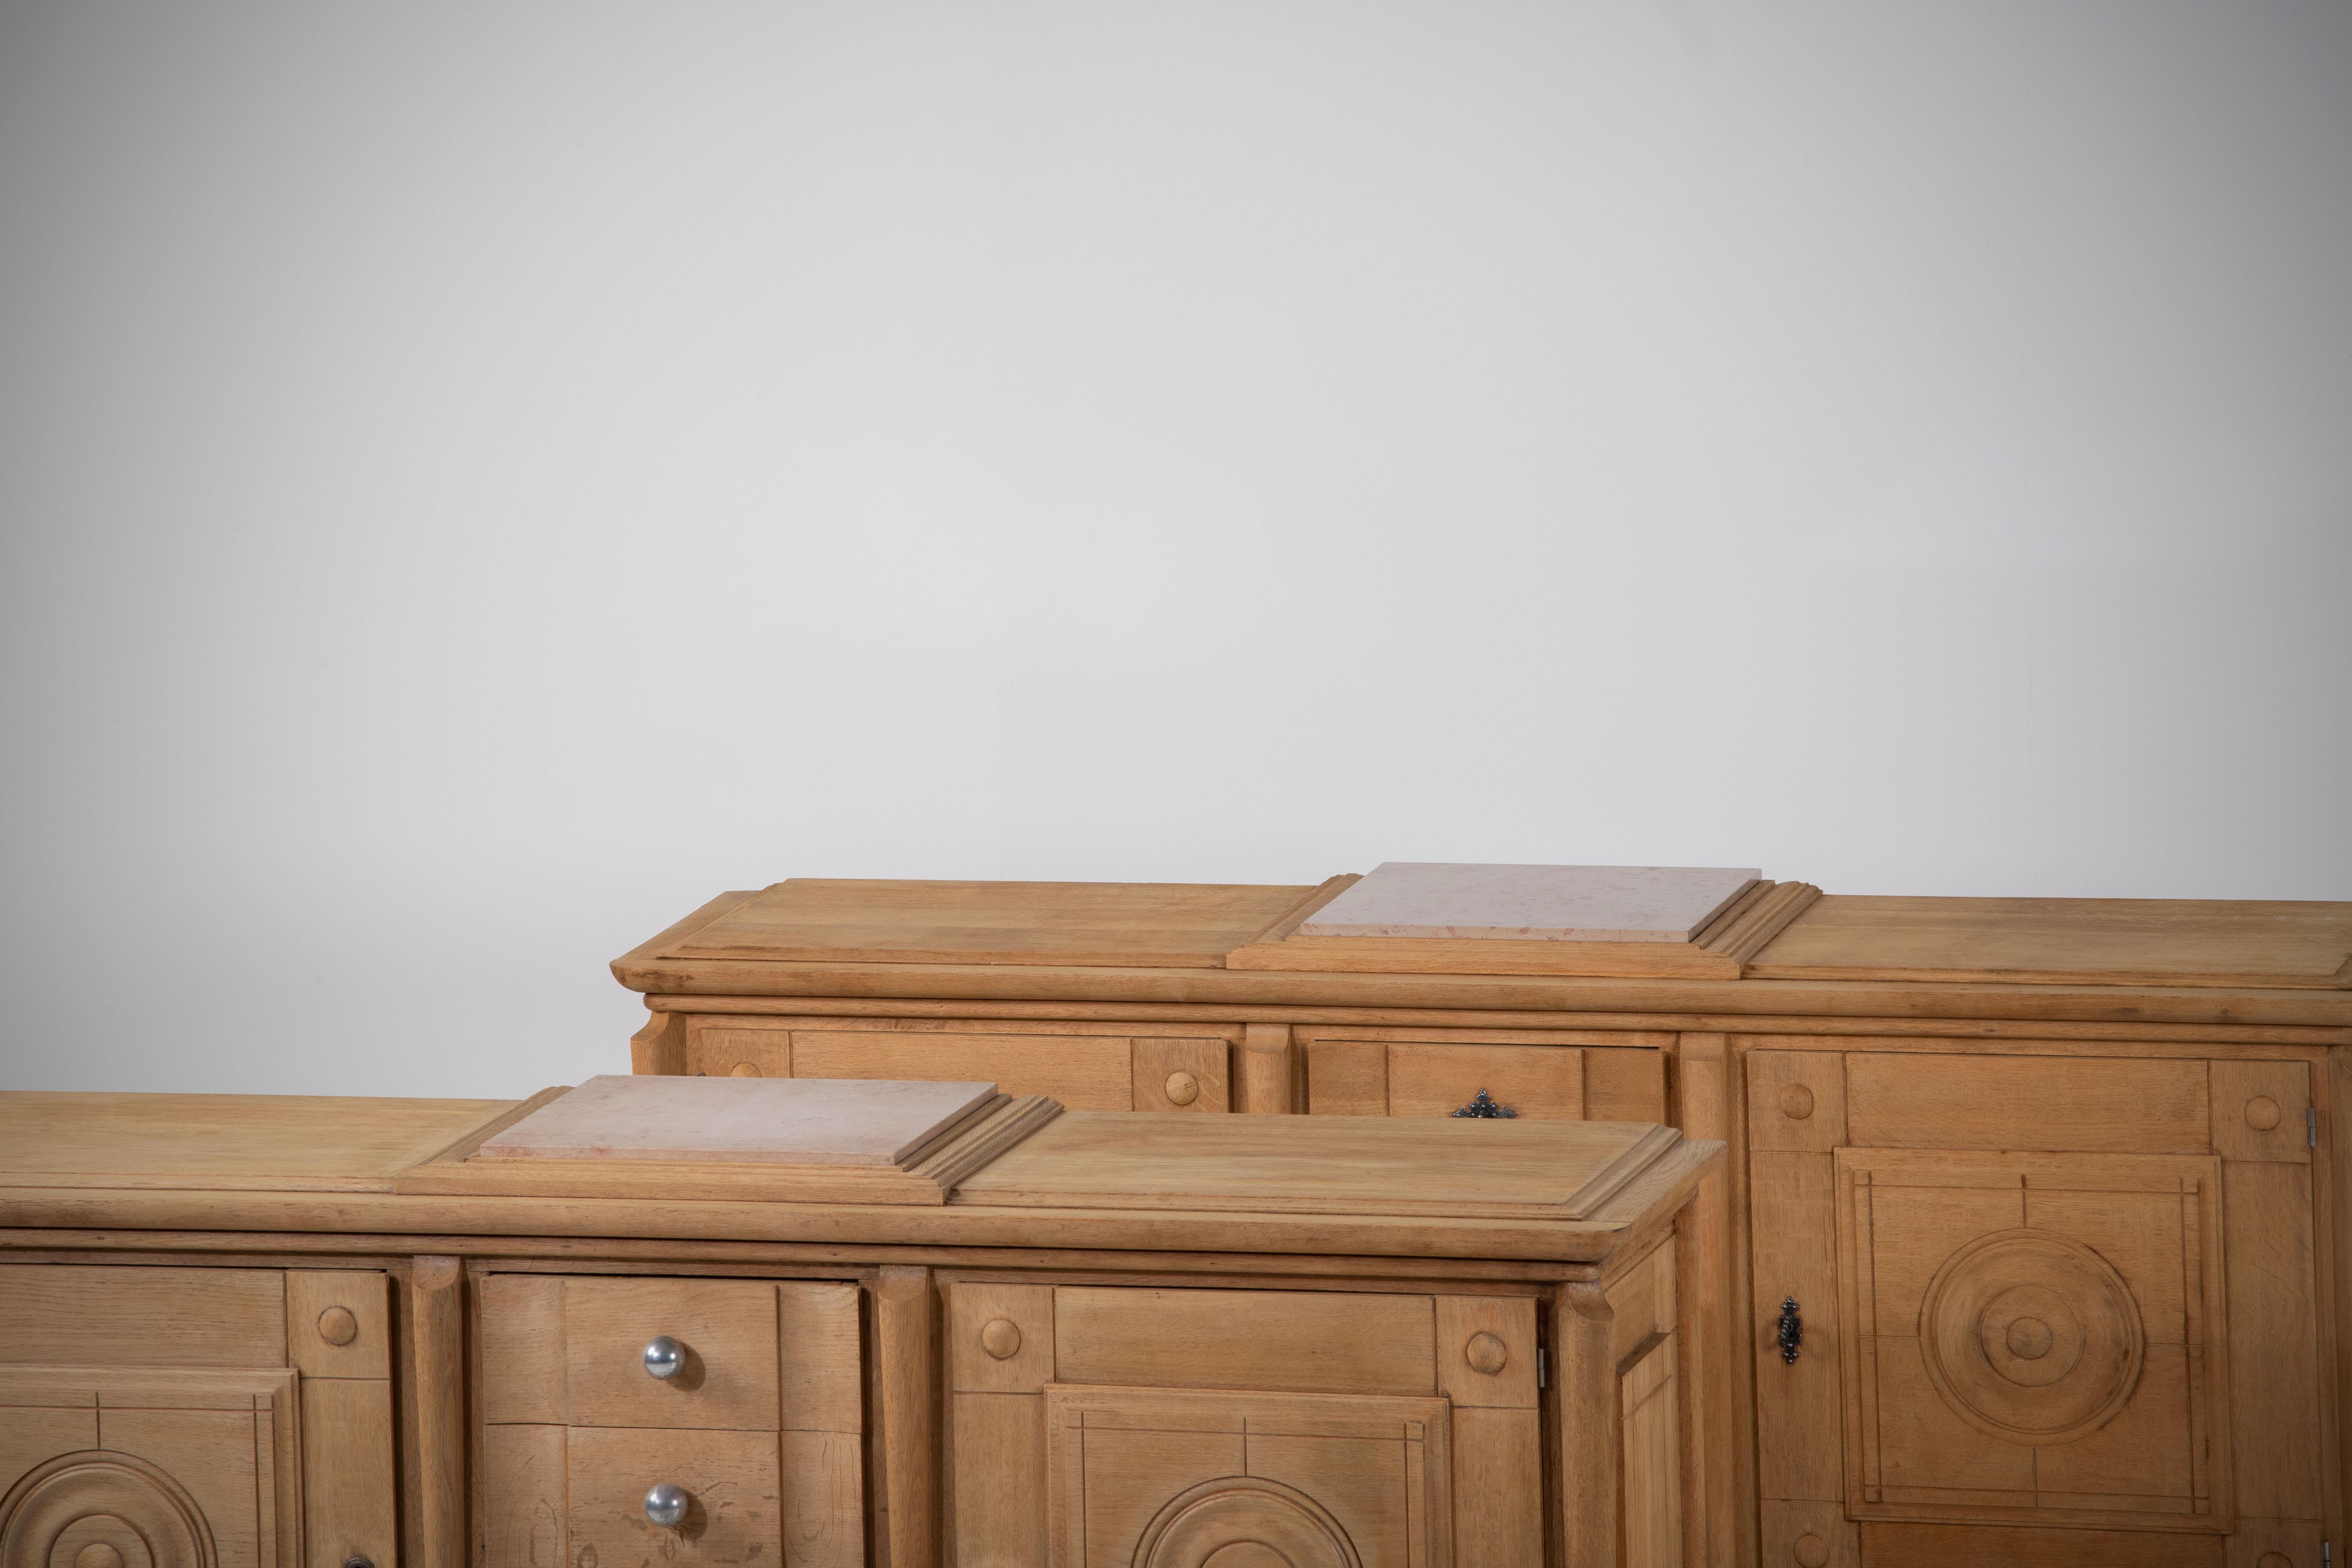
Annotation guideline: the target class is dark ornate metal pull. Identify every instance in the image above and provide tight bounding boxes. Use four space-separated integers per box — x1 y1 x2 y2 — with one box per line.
1778 1297 1803 1364
1452 1088 1517 1119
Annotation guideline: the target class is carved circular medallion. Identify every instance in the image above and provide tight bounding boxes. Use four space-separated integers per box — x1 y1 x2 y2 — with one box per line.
1133 1478 1361 1568
1919 1230 2142 1445
317 1306 360 1346
1164 1072 1201 1107
2245 1096 2283 1132
1464 1332 1508 1376
1778 1084 1816 1121
979 1318 1023 1360
1791 1534 1830 1568
0 1453 214 1568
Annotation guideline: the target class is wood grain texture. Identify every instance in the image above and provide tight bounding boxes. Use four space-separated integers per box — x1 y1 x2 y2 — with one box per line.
1129 1036 1228 1113
1052 1286 1436 1396
1856 1521 2223 1566
1434 1294 1538 1410
777 1280 863 1433
0 1093 514 1193
301 1375 398 1568
1845 1052 2210 1152
286 1269 389 1378
654 878 1318 968
629 1009 689 1076
1449 1406 1542 1567
946 1282 1053 1395
563 1276 781 1430
873 1265 936 1568
2211 1058 2314 1164
478 1272 566 1425
1236 1021 1295 1114
781 1429 864 1568
566 1426 779 1568
400 1257 467 1568
2223 1161 2324 1521
0 1263 286 1366
790 1031 1134 1109
1752 895 2352 989
479 1423 565 1568
951 1393 1044 1568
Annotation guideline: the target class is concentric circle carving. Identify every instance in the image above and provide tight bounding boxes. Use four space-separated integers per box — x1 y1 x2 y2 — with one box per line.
0 1453 215 1568
1132 1477 1360 1568
1919 1230 2142 1445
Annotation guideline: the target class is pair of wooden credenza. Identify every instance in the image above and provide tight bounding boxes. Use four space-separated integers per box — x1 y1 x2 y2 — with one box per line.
612 874 2352 1568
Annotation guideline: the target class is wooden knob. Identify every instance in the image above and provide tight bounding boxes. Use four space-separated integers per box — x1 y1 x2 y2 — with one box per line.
317 1306 360 1346
1778 1084 1816 1121
980 1317 1023 1360
729 1062 762 1078
2245 1095 2282 1132
76 1545 125 1568
1464 1331 1508 1375
1163 1071 1201 1106
1792 1533 1830 1568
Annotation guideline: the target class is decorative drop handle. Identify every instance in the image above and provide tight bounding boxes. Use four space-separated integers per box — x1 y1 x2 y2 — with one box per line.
1452 1088 1517 1119
1777 1297 1803 1364
644 1483 689 1528
643 1336 685 1379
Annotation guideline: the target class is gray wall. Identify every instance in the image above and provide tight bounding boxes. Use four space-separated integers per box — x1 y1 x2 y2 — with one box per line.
3 3 2346 1097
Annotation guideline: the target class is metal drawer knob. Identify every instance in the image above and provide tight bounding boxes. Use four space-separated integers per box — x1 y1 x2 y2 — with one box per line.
643 1336 685 1380
643 1483 689 1528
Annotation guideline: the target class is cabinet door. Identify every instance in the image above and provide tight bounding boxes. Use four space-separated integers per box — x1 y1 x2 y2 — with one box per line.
0 1265 393 1568
1746 1047 2330 1568
676 1017 1235 1112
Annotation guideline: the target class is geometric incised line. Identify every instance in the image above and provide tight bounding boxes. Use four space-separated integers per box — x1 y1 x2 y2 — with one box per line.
1919 1229 2144 1446
1131 1476 1363 1568
0 1453 219 1568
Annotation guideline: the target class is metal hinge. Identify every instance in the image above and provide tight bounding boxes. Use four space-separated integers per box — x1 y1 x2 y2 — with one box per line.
1537 1348 1548 1389
2312 1107 2321 1148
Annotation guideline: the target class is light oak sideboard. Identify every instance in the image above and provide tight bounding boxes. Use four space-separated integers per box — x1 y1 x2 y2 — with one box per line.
0 1086 1720 1568
615 875 2352 1568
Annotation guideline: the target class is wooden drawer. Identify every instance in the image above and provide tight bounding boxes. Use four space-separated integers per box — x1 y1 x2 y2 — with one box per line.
1297 1027 1669 1121
479 1275 865 1568
677 1016 1235 1112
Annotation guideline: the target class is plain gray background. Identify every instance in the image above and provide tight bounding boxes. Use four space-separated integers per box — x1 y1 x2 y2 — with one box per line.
3 3 2347 1099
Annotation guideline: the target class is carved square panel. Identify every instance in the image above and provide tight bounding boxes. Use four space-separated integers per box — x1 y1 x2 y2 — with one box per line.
1834 1149 2231 1535
1044 1384 1452 1567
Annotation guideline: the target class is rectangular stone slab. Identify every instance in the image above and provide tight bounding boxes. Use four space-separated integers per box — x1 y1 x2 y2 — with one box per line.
474 1075 1000 1166
1298 862 1762 943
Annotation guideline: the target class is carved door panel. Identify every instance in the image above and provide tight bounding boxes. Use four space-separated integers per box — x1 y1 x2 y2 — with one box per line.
0 1368 300 1568
1833 1148 2230 1534
1044 1385 1452 1568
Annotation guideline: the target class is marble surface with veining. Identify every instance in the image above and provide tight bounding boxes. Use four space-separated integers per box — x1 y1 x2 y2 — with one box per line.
1298 862 1762 943
476 1073 999 1165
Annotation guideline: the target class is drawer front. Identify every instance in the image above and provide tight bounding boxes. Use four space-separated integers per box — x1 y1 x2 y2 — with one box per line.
1299 1029 1667 1122
1844 1053 2210 1152
677 1017 1235 1112
0 1264 287 1366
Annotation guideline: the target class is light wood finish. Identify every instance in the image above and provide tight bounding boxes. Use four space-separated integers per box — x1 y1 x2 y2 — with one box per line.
1130 1036 1229 1113
1295 1027 1668 1121
1834 1148 2232 1531
1237 1020 1295 1113
1844 1050 2212 1152
303 1375 398 1568
954 1109 1696 1220
480 1424 566 1568
1054 1286 1436 1396
1855 1521 2227 1565
947 1282 1053 1394
637 878 1320 969
777 1280 864 1433
791 1030 1134 1108
0 1367 302 1568
0 1093 514 1193
875 1265 936 1568
782 1429 865 1568
1043 1383 1461 1567
0 1263 286 1367
481 1074 1001 1165
1750 895 2352 989
2213 1058 2314 1164
286 1269 389 1379
1757 1499 1857 1568
629 1007 689 1075
401 1257 467 1568
951 1392 1045 1567
564 1276 782 1429
568 1425 779 1567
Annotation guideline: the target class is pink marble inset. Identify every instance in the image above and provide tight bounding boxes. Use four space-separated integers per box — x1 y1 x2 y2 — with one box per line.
1298 862 1761 943
476 1074 999 1165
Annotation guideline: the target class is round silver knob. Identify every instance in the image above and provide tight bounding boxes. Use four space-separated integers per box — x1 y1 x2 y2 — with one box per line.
642 1336 684 1379
643 1483 689 1528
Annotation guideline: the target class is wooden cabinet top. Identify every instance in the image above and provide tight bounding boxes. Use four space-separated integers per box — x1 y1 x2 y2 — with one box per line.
0 1089 1717 1268
612 877 2352 1026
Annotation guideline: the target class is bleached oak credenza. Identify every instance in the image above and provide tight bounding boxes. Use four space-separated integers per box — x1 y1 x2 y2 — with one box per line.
0 1083 1719 1568
616 874 2352 1568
